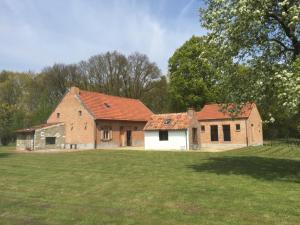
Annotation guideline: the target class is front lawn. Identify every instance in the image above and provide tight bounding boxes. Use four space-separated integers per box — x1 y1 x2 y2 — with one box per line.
0 145 299 225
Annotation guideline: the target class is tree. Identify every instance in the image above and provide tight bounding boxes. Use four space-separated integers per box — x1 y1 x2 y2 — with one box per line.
200 0 300 128
200 0 300 62
0 104 17 145
168 36 232 111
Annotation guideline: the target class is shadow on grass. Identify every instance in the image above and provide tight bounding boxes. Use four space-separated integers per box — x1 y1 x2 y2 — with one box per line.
187 156 300 183
0 152 13 158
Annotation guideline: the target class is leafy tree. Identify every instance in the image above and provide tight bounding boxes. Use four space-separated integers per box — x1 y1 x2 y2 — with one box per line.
199 0 300 138
200 0 300 62
168 36 232 111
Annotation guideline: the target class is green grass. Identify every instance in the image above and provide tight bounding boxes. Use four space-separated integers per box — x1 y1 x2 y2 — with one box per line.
0 145 300 225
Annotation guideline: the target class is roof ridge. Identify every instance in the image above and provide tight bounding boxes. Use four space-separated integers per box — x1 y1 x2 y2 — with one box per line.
80 90 141 101
152 112 187 116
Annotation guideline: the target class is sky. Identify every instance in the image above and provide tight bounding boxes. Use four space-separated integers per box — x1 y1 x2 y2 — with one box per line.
0 0 206 74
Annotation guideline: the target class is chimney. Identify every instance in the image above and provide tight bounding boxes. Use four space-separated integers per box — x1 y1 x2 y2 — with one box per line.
70 86 80 95
187 107 196 118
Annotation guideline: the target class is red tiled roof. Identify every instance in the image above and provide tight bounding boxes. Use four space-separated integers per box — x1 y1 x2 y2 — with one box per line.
144 113 189 130
79 90 153 121
16 123 63 133
197 103 254 121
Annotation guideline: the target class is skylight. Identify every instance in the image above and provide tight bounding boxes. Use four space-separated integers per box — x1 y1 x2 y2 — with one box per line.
104 103 111 108
164 119 172 125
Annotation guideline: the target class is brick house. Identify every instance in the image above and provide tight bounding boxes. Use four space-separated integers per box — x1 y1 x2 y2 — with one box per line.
197 103 263 149
16 87 153 150
144 103 263 150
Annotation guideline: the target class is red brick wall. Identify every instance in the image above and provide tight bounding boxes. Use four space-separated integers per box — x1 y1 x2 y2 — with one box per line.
199 119 248 147
246 104 263 146
96 120 146 148
47 89 96 146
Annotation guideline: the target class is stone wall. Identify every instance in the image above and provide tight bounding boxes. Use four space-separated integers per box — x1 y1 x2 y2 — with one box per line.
34 124 65 150
16 133 34 150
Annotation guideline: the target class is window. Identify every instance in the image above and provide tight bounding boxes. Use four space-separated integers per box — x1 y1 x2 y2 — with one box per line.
101 127 112 141
164 119 172 125
46 137 56 145
201 125 205 132
159 130 168 141
78 110 82 116
236 124 241 131
104 103 111 108
223 125 231 141
210 125 218 141
57 113 60 118
192 128 198 144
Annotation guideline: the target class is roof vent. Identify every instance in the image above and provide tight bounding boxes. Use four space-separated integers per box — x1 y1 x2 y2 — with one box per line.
104 103 111 108
164 119 172 125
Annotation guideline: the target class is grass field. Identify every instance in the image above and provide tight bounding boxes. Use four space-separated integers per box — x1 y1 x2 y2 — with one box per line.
0 144 300 225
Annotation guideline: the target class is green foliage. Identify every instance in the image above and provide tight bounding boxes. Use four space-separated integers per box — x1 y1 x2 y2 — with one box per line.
168 36 230 111
194 0 300 137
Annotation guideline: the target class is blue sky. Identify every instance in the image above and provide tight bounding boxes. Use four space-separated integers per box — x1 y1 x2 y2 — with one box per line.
0 0 206 74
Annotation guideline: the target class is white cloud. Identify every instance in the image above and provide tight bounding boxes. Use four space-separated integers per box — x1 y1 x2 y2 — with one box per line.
0 0 205 74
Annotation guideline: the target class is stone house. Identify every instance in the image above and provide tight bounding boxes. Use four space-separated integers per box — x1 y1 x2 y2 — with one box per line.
16 87 153 150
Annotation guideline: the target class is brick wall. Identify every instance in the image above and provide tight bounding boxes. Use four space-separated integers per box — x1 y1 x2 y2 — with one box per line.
199 119 248 148
47 88 96 148
246 104 263 146
96 120 146 148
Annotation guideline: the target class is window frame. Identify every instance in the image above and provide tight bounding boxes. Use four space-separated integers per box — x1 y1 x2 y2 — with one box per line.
101 126 112 141
159 130 168 141
236 124 241 132
45 137 56 145
201 125 205 132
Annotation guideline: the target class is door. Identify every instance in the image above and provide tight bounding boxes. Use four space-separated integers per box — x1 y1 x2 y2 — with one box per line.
126 130 132 146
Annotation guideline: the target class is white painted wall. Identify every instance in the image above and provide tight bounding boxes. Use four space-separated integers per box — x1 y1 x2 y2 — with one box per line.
144 130 188 150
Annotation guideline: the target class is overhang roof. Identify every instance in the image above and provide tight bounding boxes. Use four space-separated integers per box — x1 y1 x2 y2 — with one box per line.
16 123 63 133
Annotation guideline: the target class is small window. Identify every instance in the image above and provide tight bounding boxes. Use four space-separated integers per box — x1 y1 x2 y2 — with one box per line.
46 137 56 145
101 127 112 141
159 130 168 141
78 110 82 116
236 124 240 131
192 128 198 144
57 113 60 118
210 125 218 142
164 119 172 125
201 125 205 132
84 122 87 130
